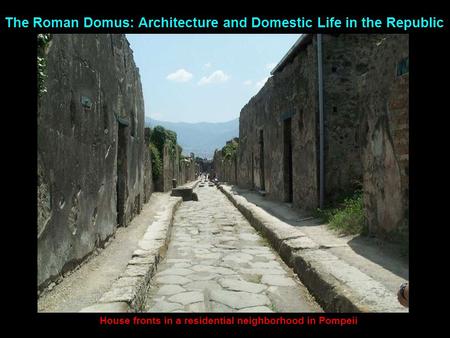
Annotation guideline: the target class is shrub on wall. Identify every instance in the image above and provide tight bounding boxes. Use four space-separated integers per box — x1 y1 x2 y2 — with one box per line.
149 143 162 180
222 138 239 162
150 125 178 160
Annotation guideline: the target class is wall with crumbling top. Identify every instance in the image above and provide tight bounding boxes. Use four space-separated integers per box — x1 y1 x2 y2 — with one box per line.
37 34 148 291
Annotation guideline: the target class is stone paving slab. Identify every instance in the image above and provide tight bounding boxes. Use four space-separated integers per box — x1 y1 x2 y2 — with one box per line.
144 184 322 313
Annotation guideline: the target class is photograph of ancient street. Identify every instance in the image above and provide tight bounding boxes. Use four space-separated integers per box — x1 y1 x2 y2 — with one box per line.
37 34 409 312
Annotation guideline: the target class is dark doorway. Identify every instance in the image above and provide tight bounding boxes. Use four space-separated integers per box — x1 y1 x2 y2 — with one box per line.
283 118 293 203
251 151 255 190
259 130 265 191
117 123 128 226
234 156 238 184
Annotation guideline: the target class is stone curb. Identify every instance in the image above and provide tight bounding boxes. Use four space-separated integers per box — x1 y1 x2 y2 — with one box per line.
79 196 182 312
218 185 406 313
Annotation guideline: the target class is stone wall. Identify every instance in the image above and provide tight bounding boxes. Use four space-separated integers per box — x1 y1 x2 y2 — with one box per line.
322 35 375 200
37 34 149 290
156 144 196 191
213 149 238 184
357 35 409 238
159 143 179 192
179 157 196 185
235 34 409 238
143 127 154 203
237 39 319 210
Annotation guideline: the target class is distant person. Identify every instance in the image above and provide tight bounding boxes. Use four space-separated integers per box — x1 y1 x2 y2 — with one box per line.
397 282 409 307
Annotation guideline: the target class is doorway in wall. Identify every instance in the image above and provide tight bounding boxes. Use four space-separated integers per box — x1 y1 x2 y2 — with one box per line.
251 151 255 190
259 130 265 191
283 118 293 203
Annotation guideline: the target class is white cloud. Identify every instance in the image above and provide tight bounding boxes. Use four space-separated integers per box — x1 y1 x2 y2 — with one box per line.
166 68 193 82
255 76 270 89
243 80 252 86
265 62 277 71
204 62 212 69
198 70 230 86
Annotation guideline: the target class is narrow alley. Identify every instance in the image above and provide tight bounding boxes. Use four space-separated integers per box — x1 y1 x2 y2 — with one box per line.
144 183 322 312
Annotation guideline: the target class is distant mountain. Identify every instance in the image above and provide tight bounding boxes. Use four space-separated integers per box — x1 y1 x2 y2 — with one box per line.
145 117 239 159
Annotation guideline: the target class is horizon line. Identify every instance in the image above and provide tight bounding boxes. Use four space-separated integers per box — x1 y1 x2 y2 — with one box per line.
145 116 239 124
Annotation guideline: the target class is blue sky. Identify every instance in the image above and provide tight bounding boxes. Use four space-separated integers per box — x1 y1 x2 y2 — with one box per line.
126 34 300 123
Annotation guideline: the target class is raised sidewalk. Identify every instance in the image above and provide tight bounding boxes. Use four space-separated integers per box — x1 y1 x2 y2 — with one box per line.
218 184 408 312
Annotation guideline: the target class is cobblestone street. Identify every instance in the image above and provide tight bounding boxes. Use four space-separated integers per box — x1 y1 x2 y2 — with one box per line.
144 184 322 312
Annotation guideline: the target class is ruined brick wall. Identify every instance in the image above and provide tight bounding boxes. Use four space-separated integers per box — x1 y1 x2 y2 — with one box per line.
237 40 319 210
37 34 147 290
357 35 409 238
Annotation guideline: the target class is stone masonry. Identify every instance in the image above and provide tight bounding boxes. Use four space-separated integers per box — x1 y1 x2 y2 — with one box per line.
38 34 150 291
156 143 196 192
212 147 238 184
233 34 408 238
358 35 409 238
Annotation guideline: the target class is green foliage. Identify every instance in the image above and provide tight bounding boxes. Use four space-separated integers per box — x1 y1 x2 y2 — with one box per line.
316 190 366 236
149 143 162 180
150 125 178 160
221 138 239 161
37 34 52 97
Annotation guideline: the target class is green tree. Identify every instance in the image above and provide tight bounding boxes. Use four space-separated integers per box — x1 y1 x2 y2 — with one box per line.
149 143 162 180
